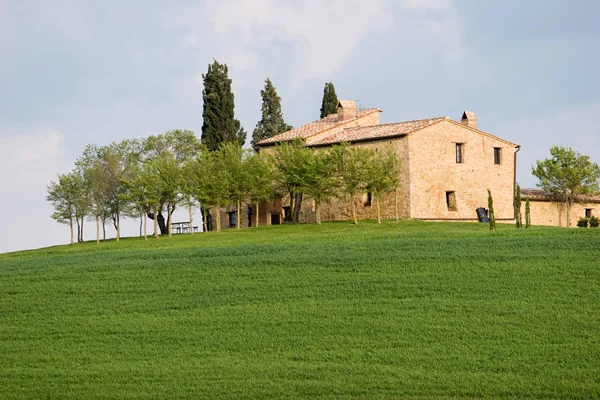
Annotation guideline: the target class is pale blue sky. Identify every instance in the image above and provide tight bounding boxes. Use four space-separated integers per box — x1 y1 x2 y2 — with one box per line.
1 0 599 253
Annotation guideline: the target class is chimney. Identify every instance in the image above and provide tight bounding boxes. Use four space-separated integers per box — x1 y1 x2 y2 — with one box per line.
461 111 478 130
337 100 357 122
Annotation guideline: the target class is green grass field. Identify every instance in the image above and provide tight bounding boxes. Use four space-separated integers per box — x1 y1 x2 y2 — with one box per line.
1 221 599 399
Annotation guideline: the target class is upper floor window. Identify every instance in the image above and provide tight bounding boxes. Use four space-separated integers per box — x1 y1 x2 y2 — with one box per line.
494 147 502 164
456 143 464 163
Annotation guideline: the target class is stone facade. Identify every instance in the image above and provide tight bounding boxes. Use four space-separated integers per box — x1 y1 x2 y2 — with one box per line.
208 100 529 230
407 119 516 221
521 189 600 227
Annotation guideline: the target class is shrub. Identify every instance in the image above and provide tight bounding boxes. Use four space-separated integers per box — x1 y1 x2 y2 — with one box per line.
590 216 599 228
577 217 589 228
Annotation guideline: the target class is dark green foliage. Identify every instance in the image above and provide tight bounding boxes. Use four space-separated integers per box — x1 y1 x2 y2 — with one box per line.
578 217 589 228
1 222 600 398
487 189 496 231
525 198 531 228
320 82 338 118
578 216 599 228
514 184 522 228
201 60 245 151
251 78 292 151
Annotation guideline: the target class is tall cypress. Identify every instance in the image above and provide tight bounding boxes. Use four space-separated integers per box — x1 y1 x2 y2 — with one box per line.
251 78 293 151
201 60 246 151
514 184 522 228
320 82 338 118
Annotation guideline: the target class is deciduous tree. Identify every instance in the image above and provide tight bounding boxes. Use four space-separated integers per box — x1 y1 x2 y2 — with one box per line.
364 148 401 224
532 146 600 227
332 143 374 225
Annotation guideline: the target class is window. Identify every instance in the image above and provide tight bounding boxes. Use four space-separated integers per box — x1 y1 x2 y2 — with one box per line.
494 147 502 164
228 211 237 227
446 191 457 211
585 209 592 218
456 143 464 163
364 192 373 207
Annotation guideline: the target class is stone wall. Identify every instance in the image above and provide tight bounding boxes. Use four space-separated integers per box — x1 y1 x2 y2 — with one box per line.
522 199 598 227
408 120 517 221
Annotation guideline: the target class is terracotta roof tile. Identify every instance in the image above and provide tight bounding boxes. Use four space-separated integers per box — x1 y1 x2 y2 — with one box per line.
257 108 380 145
310 117 446 146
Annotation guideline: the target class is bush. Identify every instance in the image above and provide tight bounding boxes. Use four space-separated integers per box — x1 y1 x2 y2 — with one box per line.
577 216 599 228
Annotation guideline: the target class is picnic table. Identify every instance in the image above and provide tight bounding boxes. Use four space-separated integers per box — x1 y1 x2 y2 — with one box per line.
171 221 199 234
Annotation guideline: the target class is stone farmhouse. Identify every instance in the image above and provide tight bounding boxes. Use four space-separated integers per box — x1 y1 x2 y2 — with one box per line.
207 100 597 229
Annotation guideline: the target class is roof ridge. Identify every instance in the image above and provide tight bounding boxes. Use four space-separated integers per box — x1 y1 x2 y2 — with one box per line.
343 116 445 131
444 119 519 148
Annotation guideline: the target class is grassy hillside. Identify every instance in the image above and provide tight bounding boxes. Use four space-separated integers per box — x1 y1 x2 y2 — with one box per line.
1 221 599 399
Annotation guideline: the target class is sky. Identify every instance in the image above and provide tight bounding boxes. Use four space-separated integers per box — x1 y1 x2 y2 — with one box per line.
1 0 599 253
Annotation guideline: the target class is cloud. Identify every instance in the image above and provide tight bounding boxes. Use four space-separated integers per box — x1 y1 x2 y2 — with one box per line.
0 129 66 186
0 128 70 253
497 102 600 187
165 0 391 83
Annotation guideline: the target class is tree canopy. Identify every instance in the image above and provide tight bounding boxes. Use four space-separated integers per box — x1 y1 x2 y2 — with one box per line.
532 146 600 227
320 82 338 118
201 60 246 151
251 78 292 151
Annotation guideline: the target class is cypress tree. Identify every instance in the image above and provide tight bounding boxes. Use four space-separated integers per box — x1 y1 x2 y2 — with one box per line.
487 189 496 231
201 59 246 151
320 82 338 118
251 78 293 151
525 198 531 229
514 184 522 228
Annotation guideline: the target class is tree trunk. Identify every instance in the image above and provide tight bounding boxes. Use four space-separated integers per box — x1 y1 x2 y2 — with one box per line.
566 199 572 228
202 207 208 232
316 201 321 225
376 195 381 225
139 214 143 237
80 216 84 242
116 213 120 242
102 216 106 241
96 214 100 245
69 214 74 245
292 193 303 223
395 189 399 222
189 206 194 235
289 190 295 221
143 211 147 240
237 200 241 229
255 201 260 227
76 216 81 243
167 204 173 237
351 194 358 225
216 206 221 232
147 212 167 234
153 209 159 239
166 204 174 234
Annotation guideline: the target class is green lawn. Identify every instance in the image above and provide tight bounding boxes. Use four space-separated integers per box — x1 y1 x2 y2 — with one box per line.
1 221 599 399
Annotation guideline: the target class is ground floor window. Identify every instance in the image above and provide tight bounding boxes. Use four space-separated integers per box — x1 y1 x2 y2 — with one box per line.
446 191 457 211
228 211 237 227
585 208 592 218
364 192 372 207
